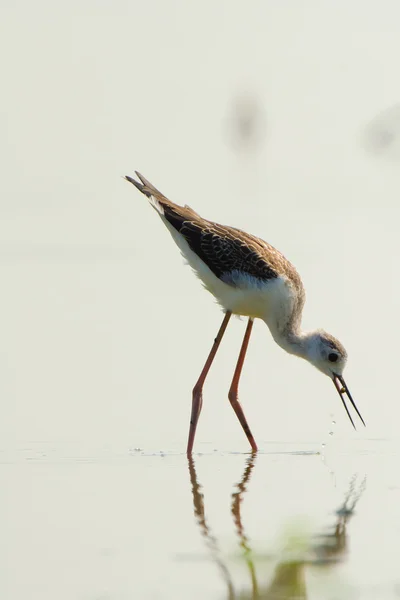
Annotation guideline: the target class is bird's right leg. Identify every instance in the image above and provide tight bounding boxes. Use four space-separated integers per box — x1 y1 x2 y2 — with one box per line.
228 318 258 452
187 311 232 455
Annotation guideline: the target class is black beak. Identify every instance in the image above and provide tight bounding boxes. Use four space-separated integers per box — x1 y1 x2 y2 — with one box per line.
332 374 365 429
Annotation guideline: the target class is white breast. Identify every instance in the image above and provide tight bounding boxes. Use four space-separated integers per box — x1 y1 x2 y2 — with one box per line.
160 216 297 328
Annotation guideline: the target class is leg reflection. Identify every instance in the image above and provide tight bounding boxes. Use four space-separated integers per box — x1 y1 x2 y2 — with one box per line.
231 453 258 597
188 459 366 599
188 457 236 599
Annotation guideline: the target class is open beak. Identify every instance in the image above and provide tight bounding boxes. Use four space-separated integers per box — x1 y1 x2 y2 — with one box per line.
332 374 366 429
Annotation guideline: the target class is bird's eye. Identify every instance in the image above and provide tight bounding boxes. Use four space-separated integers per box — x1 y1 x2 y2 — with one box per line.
328 353 338 363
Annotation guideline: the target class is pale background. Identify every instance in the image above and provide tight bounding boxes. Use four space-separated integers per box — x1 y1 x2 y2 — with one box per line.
1 2 400 599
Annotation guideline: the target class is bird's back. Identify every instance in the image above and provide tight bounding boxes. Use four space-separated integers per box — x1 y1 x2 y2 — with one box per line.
126 172 305 327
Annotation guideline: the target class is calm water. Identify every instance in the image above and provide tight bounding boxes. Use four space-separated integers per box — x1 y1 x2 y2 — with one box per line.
2 1 400 598
2 438 400 599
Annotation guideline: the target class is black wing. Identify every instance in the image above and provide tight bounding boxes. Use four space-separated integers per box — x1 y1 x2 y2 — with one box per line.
177 220 278 283
126 171 283 286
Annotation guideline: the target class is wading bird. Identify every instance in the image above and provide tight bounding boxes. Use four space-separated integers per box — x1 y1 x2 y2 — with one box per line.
125 172 365 454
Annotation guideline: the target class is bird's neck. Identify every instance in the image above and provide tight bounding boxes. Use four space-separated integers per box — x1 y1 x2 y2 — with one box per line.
270 326 318 362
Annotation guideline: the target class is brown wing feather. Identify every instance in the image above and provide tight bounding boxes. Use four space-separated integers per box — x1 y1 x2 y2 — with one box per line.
125 172 302 289
180 221 279 281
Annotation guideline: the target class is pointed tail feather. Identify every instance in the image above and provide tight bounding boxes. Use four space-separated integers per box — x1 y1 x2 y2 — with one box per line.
124 171 202 221
134 171 165 197
125 171 171 216
124 174 152 198
124 172 166 199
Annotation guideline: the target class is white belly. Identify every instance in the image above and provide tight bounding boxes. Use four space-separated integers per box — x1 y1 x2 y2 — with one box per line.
161 217 296 326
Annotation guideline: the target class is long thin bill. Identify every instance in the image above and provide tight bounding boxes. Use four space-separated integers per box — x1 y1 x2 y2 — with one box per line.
333 375 366 429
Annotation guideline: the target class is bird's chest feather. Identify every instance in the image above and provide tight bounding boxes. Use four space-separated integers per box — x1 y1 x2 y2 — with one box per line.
163 221 296 325
216 272 296 325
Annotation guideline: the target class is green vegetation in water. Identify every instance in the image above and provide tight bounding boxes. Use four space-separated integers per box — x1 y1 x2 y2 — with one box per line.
188 456 366 600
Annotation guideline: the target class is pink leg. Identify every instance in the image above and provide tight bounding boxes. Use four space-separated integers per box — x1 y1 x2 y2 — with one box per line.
228 318 258 452
187 311 232 455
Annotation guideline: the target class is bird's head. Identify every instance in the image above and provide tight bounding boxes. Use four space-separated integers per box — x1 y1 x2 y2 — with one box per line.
305 330 365 429
308 330 347 377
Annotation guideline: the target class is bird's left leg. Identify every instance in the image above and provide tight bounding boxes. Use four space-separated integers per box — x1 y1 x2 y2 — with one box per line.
228 318 258 452
187 311 232 455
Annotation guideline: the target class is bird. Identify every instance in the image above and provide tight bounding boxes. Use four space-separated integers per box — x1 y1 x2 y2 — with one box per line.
125 172 365 454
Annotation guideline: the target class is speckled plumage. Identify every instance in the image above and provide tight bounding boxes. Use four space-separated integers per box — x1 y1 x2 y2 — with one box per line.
125 172 305 334
124 171 365 448
128 173 301 280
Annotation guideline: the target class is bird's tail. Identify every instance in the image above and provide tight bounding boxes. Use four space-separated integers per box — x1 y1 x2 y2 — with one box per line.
124 172 164 199
124 171 171 215
124 171 201 220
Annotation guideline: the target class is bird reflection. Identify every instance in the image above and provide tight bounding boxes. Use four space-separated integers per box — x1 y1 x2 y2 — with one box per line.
312 474 366 565
188 457 366 599
231 454 258 596
188 457 236 599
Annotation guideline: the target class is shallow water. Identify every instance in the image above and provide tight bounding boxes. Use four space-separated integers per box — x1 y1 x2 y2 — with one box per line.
2 438 400 599
3 2 400 598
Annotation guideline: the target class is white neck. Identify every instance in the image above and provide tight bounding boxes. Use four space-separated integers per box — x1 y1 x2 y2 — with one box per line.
268 325 320 363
